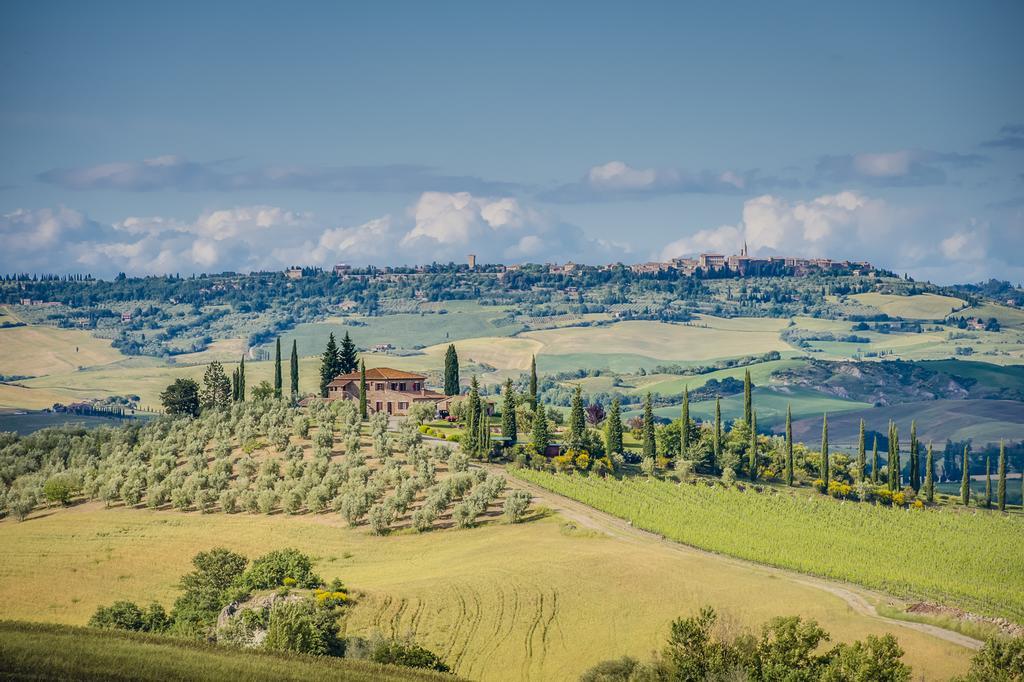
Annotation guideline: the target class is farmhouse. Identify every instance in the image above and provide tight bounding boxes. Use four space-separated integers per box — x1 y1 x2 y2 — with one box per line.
325 367 448 416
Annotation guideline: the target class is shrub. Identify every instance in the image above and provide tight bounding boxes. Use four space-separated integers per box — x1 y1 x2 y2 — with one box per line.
367 502 396 536
369 637 450 673
43 475 76 506
89 600 144 631
244 548 322 590
263 599 343 657
503 489 531 523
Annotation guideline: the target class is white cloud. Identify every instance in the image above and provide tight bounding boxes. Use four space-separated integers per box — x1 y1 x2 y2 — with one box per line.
658 190 1022 283
0 193 620 277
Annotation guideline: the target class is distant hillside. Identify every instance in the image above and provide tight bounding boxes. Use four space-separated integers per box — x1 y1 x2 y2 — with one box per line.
0 621 458 682
785 399 1024 447
772 358 1024 406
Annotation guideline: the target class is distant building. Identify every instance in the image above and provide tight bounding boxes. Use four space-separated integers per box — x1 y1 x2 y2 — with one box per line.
120 312 132 322
371 343 395 353
467 254 477 269
698 253 726 271
285 267 303 280
333 264 351 275
325 367 447 416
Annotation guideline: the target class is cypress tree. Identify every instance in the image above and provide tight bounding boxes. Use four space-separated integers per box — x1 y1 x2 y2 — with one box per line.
713 398 722 469
290 340 299 397
568 385 585 450
985 456 992 509
273 337 282 399
960 444 970 506
924 443 935 503
820 413 829 488
529 355 538 409
748 411 758 481
238 356 246 401
871 435 879 484
909 420 919 491
856 418 866 483
997 440 1007 512
785 404 794 486
358 360 367 420
889 422 901 491
231 367 239 401
501 378 517 444
680 387 690 458
443 344 459 396
641 393 656 461
319 333 342 398
743 369 752 426
339 332 358 374
605 397 623 456
466 376 481 455
531 402 550 454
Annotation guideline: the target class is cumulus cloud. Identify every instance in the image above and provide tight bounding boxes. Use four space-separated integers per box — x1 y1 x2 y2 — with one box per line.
814 150 987 187
658 190 1023 283
980 124 1024 150
0 193 621 277
540 160 796 202
37 156 520 195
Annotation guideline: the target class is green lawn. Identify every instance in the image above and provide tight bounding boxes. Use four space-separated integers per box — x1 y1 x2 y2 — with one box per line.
511 469 1024 622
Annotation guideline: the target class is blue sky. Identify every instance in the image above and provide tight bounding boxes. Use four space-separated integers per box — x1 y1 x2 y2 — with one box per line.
1 1 1022 282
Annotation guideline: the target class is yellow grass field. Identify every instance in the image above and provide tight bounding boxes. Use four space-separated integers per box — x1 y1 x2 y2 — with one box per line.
522 317 790 363
0 505 972 681
850 293 966 319
0 324 125 376
422 337 543 371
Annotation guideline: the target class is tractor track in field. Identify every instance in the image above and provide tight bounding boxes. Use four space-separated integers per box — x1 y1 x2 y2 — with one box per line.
486 464 985 652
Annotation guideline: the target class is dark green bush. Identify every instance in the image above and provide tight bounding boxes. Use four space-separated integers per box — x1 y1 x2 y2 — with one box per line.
243 548 321 590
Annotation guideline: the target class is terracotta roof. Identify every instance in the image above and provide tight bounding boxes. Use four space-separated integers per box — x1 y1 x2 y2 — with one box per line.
327 367 427 386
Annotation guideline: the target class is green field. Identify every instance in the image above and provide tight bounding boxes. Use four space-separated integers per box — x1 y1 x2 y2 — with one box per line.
512 469 1024 623
0 621 454 681
0 501 975 680
277 301 520 357
0 323 125 376
850 293 967 319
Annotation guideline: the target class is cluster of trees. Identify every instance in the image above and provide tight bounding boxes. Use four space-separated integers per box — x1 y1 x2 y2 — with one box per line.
1 391 530 532
318 332 358 397
88 547 449 672
581 605 914 681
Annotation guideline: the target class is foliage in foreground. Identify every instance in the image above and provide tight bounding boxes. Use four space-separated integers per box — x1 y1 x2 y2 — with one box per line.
580 606 911 681
0 620 456 682
512 468 1024 622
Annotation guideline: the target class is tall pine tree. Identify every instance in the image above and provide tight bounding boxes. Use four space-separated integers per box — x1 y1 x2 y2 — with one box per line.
714 398 722 469
748 411 758 481
443 344 459 396
568 385 585 450
960 444 970 506
856 418 866 483
997 440 1007 512
501 378 517 444
888 422 901 491
339 332 358 374
924 443 935 503
680 387 691 459
641 393 656 461
531 402 550 454
605 397 623 456
290 340 299 397
785 404 794 486
871 435 879 484
820 413 829 488
319 333 342 397
909 420 919 491
273 337 282 399
743 369 752 426
238 356 246 402
465 376 482 455
985 456 992 509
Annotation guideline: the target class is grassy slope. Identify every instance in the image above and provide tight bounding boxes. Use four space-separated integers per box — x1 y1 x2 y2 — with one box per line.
0 324 125 376
850 293 967 319
0 621 454 682
511 469 1024 623
0 504 972 680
